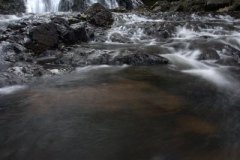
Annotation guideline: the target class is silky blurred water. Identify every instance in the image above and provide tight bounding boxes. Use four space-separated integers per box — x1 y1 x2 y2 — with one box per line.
0 65 240 160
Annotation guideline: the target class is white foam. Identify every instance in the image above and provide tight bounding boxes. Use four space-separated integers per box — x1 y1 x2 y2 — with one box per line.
76 65 128 73
106 13 163 44
0 85 27 95
26 0 61 13
0 15 21 22
162 49 238 88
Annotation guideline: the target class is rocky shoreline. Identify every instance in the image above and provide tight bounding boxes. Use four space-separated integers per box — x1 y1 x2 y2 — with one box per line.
0 3 169 87
0 1 240 87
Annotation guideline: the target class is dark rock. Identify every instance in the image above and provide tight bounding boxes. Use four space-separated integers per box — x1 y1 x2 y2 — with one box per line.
198 49 220 60
70 23 89 42
151 1 171 12
117 0 134 10
52 17 69 26
85 3 114 27
89 53 112 65
109 33 130 43
26 23 59 54
111 53 169 65
206 0 232 11
7 23 26 30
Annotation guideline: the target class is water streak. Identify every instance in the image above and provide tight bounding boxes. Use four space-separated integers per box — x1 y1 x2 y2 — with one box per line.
26 0 61 13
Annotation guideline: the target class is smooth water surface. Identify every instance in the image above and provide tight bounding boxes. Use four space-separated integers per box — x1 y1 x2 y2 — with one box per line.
0 65 240 160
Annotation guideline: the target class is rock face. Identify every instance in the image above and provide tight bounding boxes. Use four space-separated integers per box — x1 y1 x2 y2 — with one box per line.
0 0 25 14
85 3 114 27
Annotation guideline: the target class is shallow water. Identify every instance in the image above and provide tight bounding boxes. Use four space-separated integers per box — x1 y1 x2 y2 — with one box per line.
0 10 240 160
0 65 240 160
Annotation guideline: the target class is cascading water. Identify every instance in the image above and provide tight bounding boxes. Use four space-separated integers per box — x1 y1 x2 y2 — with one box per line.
25 0 143 13
105 13 240 89
25 0 61 13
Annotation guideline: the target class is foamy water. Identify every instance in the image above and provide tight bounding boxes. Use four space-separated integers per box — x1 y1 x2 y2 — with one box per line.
0 85 27 95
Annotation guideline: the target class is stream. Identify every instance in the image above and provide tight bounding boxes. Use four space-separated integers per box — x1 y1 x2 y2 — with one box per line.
0 1 240 160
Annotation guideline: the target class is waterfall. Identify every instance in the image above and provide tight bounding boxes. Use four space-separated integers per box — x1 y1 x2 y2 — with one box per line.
25 0 61 13
25 0 143 13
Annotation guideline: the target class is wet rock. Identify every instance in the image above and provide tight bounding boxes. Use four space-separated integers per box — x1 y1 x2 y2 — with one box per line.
85 3 114 27
198 48 220 60
109 33 130 43
70 23 89 42
206 0 232 11
111 53 169 66
223 46 240 64
151 0 171 12
86 53 111 65
52 17 69 26
173 0 205 12
7 22 26 30
26 23 59 54
117 0 134 10
26 17 89 54
1 42 26 54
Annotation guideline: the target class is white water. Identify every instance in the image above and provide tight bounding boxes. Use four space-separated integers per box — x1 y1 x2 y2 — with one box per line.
106 13 164 44
0 85 27 95
104 13 240 89
25 0 143 13
26 0 61 13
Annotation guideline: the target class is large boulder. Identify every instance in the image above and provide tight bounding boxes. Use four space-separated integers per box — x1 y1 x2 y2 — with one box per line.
26 17 89 54
53 17 88 44
85 3 114 27
26 23 59 54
